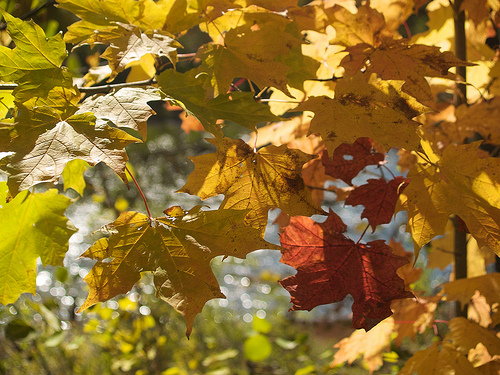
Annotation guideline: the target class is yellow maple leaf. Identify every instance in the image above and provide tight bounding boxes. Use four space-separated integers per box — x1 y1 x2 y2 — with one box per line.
298 74 425 154
443 273 500 309
401 141 500 256
198 21 299 95
332 317 395 374
341 38 474 106
78 206 280 336
399 341 482 375
391 296 440 346
178 138 324 233
446 317 500 356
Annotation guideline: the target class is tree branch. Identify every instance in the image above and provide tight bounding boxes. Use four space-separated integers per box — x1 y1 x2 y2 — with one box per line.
0 78 157 93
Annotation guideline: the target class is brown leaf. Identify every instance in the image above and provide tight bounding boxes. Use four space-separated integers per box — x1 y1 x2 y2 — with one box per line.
279 210 412 330
345 177 409 231
322 138 385 185
391 296 440 346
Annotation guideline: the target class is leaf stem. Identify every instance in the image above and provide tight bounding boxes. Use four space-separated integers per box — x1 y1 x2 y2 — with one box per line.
382 164 396 179
125 166 152 220
356 223 370 244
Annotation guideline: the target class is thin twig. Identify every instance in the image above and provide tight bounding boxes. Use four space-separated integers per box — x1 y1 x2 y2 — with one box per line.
309 76 342 82
306 185 336 192
125 166 152 220
0 0 56 30
78 78 157 93
0 79 157 93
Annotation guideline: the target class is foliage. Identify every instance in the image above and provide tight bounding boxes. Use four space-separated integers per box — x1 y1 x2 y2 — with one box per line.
0 0 500 373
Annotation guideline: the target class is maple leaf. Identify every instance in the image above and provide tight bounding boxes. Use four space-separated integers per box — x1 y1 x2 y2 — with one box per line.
452 98 500 146
0 10 67 83
0 182 76 305
332 317 395 374
327 3 388 47
460 0 492 26
78 206 279 336
443 273 500 309
401 141 500 256
399 341 482 375
298 74 426 154
157 69 282 134
447 317 500 356
389 240 423 289
77 87 161 141
100 23 181 81
198 20 300 95
1 111 139 195
345 177 409 231
321 138 385 185
341 38 475 105
279 210 413 330
179 137 324 233
62 159 90 196
391 296 440 346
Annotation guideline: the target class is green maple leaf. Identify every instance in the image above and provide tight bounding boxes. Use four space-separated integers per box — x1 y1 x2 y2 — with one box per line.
157 69 282 133
63 159 90 196
0 10 67 83
79 206 280 336
0 182 77 305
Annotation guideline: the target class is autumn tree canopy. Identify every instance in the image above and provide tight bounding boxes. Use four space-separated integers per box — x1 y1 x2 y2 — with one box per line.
1 0 500 372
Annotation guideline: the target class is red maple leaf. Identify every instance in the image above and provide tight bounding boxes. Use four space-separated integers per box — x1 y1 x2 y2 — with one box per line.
321 138 385 185
345 177 410 231
279 210 413 330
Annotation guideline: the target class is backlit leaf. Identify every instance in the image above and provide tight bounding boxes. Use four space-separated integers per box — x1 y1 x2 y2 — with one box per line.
0 183 76 304
100 23 180 81
157 69 282 133
446 317 500 356
401 142 500 256
63 159 90 196
178 138 324 233
332 318 395 373
399 341 482 375
198 21 300 95
79 206 279 336
77 87 161 140
321 138 385 185
0 11 67 83
279 210 412 330
298 75 425 153
341 38 475 105
443 273 500 308
1 112 139 194
345 177 409 231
